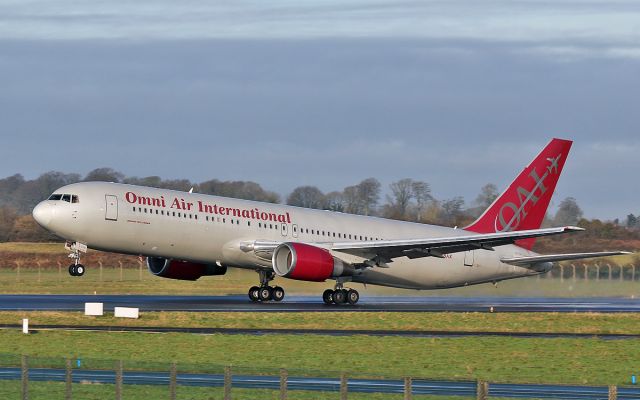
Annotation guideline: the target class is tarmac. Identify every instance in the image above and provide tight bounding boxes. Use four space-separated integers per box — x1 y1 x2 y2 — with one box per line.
0 294 639 312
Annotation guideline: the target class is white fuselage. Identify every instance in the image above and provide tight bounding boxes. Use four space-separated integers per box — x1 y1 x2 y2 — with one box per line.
34 182 542 290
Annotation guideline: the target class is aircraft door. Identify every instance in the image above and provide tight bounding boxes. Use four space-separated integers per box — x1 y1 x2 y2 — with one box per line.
105 195 118 221
464 250 474 267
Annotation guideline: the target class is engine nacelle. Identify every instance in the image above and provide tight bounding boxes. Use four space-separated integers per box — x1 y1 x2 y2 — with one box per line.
146 257 227 281
272 242 353 282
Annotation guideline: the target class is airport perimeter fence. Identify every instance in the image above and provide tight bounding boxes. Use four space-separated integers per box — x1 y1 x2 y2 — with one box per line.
1 260 640 283
1 354 639 400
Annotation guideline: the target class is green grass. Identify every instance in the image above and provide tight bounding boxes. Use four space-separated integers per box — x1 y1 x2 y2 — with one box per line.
0 330 639 386
0 381 478 400
2 311 640 335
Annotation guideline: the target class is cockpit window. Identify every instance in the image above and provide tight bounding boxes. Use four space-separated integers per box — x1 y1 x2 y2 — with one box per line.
62 194 71 202
49 193 79 203
72 195 79 203
48 194 63 201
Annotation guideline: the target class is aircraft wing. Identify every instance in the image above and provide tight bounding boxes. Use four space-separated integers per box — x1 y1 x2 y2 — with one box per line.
500 251 632 266
330 226 584 263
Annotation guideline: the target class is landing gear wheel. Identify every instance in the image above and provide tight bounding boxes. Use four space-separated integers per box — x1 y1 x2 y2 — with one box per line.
259 286 272 301
322 289 334 305
272 286 285 302
347 289 359 305
333 289 346 304
75 264 85 277
248 286 260 302
68 265 76 276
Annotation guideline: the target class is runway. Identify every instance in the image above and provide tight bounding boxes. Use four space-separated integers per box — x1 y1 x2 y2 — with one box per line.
1 367 639 399
0 294 639 313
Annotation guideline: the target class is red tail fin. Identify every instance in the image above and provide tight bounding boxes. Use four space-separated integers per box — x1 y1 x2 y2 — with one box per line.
464 138 573 250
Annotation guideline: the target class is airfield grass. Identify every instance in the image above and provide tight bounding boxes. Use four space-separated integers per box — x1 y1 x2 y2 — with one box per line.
2 266 640 298
0 381 483 400
0 329 639 387
1 311 640 335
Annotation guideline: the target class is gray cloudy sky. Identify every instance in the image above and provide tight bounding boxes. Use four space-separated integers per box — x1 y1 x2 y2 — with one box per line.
0 1 638 220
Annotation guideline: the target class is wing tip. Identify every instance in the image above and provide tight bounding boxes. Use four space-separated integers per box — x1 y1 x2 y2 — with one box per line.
564 226 585 232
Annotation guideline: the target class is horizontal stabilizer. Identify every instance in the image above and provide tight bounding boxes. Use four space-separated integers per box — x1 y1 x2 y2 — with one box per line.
501 251 632 266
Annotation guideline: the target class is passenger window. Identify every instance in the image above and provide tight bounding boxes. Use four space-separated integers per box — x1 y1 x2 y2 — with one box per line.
155 210 159 214
132 207 136 212
178 213 181 217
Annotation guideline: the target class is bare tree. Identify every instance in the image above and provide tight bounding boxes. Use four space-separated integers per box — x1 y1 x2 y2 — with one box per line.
357 178 381 216
325 191 345 212
342 185 361 214
411 181 432 222
286 186 326 209
474 183 499 209
440 197 465 226
554 197 583 226
386 178 414 219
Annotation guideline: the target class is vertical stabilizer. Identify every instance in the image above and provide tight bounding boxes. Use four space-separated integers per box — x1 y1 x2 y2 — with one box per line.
464 138 573 250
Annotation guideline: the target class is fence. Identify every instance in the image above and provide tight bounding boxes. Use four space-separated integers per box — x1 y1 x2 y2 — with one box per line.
1 354 638 400
1 260 639 283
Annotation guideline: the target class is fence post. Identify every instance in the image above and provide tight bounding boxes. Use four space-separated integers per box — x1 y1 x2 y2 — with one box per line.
280 368 288 400
620 265 624 281
37 261 41 283
571 264 576 281
16 260 21 282
596 263 600 281
340 372 348 400
404 376 412 400
609 385 617 400
584 264 589 281
57 260 62 281
115 360 123 400
224 366 232 400
559 265 564 282
119 261 123 281
138 258 143 281
21 355 28 400
607 264 612 280
98 261 103 282
169 362 177 400
632 264 636 281
65 358 72 400
476 380 488 400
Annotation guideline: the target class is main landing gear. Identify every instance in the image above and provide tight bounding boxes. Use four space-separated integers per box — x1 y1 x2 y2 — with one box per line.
65 241 86 277
323 282 359 305
248 270 285 302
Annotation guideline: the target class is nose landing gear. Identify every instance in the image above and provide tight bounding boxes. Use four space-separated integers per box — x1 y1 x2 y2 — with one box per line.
65 241 87 277
248 270 285 302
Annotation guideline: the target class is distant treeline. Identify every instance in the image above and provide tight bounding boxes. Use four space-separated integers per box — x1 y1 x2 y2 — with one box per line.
0 168 638 252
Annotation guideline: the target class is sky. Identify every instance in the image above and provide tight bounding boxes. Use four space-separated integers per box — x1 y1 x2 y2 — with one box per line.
0 1 638 220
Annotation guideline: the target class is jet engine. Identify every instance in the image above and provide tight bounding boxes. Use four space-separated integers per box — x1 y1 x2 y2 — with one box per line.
146 257 227 281
272 242 353 282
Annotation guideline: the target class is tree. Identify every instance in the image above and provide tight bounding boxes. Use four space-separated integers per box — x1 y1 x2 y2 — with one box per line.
440 197 465 226
411 180 432 221
356 178 381 216
627 214 638 229
84 168 124 183
386 179 414 219
0 206 18 242
554 197 583 226
325 191 345 212
197 180 280 203
474 183 499 209
286 186 326 209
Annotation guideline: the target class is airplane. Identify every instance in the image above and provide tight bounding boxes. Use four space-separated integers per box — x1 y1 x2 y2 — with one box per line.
32 138 629 305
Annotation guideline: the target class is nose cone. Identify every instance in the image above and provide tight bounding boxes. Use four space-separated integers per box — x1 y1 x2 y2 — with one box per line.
32 201 53 227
